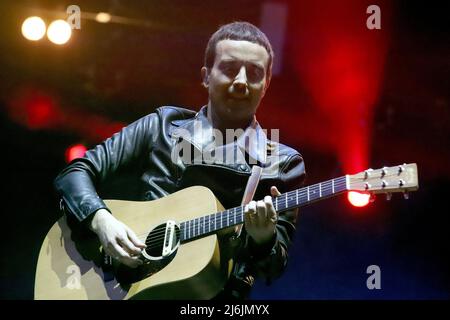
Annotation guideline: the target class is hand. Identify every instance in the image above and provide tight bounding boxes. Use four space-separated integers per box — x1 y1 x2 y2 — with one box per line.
244 186 281 245
90 209 146 268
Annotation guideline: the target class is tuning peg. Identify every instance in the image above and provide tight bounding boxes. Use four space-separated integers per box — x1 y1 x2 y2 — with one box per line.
386 193 392 201
369 193 376 203
364 169 373 179
381 167 388 177
403 192 409 200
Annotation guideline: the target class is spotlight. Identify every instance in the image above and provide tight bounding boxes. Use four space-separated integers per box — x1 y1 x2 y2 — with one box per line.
47 19 72 45
347 191 370 208
96 12 111 23
65 144 87 163
22 16 46 41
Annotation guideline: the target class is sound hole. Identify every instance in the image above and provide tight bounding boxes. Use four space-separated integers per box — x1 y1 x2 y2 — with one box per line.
144 223 180 259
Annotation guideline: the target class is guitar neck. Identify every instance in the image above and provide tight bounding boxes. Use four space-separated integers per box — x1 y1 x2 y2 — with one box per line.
179 176 348 242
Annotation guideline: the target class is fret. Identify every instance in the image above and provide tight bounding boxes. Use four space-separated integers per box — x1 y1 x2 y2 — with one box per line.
299 189 308 205
275 197 278 211
214 212 216 231
322 181 333 197
307 186 310 202
285 194 288 209
202 216 205 234
197 218 200 236
210 214 213 233
332 179 335 193
310 184 320 201
319 183 322 197
188 220 191 239
183 222 186 240
220 211 223 229
296 189 299 205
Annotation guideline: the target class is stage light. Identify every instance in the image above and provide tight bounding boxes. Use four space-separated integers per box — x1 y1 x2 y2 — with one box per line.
65 144 87 163
47 20 72 45
22 16 46 41
347 191 370 208
96 12 111 23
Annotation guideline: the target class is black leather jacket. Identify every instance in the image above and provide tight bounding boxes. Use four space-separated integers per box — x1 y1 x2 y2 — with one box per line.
54 106 306 299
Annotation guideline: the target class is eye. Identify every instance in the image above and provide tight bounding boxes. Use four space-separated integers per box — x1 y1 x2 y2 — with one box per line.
246 65 265 83
219 62 240 77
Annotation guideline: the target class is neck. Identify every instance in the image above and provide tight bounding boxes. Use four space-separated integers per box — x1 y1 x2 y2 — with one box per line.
207 103 254 134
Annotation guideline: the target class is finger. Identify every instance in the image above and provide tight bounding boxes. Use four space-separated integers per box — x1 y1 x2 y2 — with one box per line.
247 201 257 221
244 206 253 229
271 186 281 197
256 200 267 225
119 236 142 256
126 227 146 249
244 202 256 228
248 201 256 213
264 195 278 223
113 243 143 268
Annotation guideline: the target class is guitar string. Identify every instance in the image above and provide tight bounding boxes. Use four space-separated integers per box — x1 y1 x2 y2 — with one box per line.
135 180 348 251
138 179 348 247
139 178 347 240
135 179 348 245
134 179 348 249
135 178 345 240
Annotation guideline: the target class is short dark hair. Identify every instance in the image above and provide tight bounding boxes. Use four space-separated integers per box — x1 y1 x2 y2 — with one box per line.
204 21 274 80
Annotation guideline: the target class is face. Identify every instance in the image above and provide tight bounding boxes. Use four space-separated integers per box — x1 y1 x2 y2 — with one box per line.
202 39 270 125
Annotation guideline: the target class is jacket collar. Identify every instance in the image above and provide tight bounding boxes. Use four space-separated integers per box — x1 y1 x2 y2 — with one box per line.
171 106 267 166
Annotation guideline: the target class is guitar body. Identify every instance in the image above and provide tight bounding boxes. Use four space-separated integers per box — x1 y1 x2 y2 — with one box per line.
34 186 234 300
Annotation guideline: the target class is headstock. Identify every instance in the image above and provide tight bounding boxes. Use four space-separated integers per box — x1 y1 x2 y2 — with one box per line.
348 163 419 196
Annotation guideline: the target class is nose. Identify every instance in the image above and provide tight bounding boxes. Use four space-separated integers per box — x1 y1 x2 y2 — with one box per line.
233 66 248 92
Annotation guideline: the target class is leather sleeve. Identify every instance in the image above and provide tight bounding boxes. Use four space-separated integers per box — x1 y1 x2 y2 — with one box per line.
54 112 160 222
244 153 306 282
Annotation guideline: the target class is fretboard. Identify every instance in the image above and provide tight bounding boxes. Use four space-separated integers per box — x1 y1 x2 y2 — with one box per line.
179 175 348 243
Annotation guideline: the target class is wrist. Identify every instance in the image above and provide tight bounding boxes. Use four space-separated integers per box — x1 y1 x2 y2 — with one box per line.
89 208 110 233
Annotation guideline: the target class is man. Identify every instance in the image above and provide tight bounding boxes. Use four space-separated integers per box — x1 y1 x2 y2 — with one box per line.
54 21 306 299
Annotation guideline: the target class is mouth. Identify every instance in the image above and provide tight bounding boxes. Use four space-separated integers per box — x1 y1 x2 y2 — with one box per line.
228 92 250 101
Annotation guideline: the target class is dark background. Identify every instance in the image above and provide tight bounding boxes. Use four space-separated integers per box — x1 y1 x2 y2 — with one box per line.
0 0 449 299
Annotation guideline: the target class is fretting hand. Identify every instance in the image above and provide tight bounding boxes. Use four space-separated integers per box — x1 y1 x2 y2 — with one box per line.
244 186 281 245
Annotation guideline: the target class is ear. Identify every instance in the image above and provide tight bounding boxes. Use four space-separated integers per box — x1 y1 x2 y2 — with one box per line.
201 67 209 88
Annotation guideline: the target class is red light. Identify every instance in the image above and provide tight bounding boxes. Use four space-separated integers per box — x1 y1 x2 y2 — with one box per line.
347 191 370 208
65 144 87 163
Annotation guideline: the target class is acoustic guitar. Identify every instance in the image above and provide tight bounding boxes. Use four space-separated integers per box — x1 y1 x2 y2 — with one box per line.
34 163 418 299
